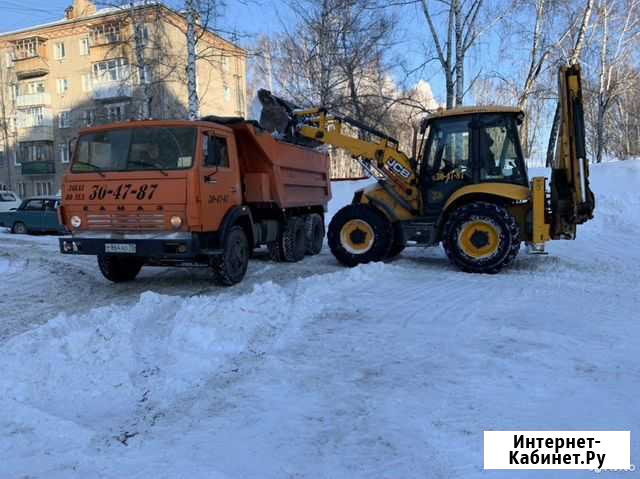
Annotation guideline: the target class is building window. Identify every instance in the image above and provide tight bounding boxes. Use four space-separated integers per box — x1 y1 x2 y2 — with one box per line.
82 109 95 126
139 65 151 84
135 24 150 45
58 143 69 163
19 141 52 163
58 111 71 128
92 58 129 83
35 181 52 195
221 55 229 72
19 80 45 96
90 23 121 45
16 107 51 128
223 85 231 102
14 38 42 59
79 37 90 56
81 73 92 92
57 78 69 94
17 182 27 197
4 51 15 68
106 103 126 122
54 42 66 60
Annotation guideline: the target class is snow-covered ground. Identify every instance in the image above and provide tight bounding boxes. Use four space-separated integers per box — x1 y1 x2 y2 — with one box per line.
1 161 638 478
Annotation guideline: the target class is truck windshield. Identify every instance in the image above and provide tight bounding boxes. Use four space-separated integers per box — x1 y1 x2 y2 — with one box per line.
72 127 197 173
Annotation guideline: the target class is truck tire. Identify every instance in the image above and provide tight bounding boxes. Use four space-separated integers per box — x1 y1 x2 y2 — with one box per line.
387 222 406 258
267 238 284 262
11 222 28 235
442 201 521 274
328 204 393 267
212 225 249 286
97 255 143 282
305 213 324 255
282 216 307 262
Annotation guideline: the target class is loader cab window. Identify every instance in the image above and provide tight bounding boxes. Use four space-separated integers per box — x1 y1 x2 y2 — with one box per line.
477 114 527 185
423 117 472 181
203 135 229 168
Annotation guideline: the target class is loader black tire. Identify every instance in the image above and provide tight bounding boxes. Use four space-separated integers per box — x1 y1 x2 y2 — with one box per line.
442 201 520 274
282 216 307 262
387 222 406 258
328 204 393 267
305 213 324 255
97 255 143 283
212 225 249 286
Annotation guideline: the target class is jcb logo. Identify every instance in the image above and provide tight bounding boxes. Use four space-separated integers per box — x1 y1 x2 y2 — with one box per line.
387 159 411 179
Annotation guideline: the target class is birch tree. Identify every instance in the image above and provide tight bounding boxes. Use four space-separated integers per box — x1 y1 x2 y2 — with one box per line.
591 0 640 162
420 0 505 108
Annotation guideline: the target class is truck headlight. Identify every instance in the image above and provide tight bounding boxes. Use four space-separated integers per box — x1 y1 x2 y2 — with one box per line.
70 215 82 228
170 216 182 229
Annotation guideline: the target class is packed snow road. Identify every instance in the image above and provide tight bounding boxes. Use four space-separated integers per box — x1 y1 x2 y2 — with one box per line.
1 161 638 478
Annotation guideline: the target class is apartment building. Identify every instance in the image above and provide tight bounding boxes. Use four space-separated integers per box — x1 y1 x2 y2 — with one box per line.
0 0 247 196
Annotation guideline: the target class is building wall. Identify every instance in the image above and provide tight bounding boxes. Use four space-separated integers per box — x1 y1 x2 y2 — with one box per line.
0 1 247 197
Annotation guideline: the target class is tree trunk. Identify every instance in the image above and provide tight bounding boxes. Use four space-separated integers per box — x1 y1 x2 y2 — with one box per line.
185 0 199 120
453 0 464 106
130 2 152 119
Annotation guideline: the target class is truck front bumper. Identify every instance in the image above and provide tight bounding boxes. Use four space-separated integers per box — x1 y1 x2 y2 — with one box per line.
59 231 205 259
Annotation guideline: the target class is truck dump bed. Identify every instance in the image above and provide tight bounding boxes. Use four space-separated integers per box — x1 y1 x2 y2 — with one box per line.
209 118 331 210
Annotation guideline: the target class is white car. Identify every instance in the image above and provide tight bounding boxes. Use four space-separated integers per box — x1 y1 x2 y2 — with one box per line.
0 191 21 212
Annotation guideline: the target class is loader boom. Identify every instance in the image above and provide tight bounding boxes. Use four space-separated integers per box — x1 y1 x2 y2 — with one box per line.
548 64 595 239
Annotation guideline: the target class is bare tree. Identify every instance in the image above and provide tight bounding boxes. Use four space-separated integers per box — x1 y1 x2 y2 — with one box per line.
420 0 506 108
0 60 15 189
590 0 640 162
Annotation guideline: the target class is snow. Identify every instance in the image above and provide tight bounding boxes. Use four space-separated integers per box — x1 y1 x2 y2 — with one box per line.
1 161 639 478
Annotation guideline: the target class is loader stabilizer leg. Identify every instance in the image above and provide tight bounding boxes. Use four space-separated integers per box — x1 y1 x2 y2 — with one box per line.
531 176 550 251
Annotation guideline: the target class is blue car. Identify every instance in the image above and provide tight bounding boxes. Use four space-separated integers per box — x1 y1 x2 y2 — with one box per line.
0 196 67 235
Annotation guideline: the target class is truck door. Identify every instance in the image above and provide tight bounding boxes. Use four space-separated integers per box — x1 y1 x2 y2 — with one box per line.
199 129 242 232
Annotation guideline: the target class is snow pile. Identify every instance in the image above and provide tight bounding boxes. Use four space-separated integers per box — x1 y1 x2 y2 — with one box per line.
1 160 638 478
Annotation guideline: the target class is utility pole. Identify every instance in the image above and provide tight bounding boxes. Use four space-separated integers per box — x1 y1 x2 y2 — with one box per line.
185 0 199 120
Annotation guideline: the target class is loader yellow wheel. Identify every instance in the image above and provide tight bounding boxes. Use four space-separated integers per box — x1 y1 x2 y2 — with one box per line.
328 204 393 267
340 219 375 254
442 201 521 274
457 220 501 259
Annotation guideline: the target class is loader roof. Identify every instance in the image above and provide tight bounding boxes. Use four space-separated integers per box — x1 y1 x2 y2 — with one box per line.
426 106 523 121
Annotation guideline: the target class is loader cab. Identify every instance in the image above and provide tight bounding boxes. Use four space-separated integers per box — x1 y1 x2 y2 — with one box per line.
418 108 528 215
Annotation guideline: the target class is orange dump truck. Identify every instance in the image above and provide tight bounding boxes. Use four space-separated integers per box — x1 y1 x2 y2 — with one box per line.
58 117 331 285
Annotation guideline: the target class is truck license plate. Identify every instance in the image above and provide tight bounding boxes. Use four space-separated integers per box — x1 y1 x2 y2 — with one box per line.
105 243 136 254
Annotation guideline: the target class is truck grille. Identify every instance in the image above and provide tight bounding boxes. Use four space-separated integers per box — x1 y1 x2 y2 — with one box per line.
86 213 165 231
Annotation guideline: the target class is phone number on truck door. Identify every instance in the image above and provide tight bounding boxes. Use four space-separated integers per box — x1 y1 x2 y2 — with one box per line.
86 184 159 201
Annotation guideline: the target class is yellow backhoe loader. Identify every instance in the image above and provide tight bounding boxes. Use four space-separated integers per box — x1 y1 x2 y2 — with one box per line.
260 64 595 273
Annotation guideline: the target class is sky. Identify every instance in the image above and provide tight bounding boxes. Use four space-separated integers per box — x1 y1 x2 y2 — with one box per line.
0 0 514 107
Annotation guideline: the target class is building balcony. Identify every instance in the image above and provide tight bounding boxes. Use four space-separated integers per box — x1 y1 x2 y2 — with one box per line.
90 42 129 62
92 81 132 101
17 125 54 143
14 56 49 80
21 160 55 176
16 93 52 108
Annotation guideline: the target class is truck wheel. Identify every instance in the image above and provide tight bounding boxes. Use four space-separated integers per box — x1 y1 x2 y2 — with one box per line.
212 225 249 286
282 216 306 262
11 222 28 235
442 201 521 274
328 204 393 267
97 255 143 282
305 213 324 255
387 222 406 258
267 238 284 262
